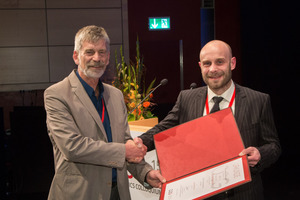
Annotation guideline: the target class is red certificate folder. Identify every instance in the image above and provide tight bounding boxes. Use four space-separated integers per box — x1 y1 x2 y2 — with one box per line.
154 108 251 200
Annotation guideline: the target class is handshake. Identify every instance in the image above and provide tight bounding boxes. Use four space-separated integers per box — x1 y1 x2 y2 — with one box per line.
125 137 147 163
125 137 166 188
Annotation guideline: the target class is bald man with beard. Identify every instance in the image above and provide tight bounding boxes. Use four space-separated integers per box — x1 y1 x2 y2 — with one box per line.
139 40 281 200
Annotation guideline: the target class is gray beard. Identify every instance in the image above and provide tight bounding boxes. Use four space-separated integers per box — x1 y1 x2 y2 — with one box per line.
78 64 105 79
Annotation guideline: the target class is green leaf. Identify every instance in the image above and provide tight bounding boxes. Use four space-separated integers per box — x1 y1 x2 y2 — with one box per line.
144 79 156 99
144 111 154 119
127 113 135 121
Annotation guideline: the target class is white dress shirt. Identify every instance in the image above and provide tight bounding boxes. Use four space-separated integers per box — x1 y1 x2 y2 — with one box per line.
203 80 235 116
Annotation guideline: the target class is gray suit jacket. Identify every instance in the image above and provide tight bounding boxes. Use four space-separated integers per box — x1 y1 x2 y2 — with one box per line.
140 83 281 200
44 70 152 200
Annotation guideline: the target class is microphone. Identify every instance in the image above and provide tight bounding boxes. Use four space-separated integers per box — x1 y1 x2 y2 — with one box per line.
130 79 168 114
190 82 197 89
159 78 168 86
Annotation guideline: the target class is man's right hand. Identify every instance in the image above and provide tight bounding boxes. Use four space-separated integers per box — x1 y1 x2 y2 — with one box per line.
125 139 147 163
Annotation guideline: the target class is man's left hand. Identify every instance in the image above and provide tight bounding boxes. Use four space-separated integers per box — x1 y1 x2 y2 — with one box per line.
146 170 166 188
239 146 261 167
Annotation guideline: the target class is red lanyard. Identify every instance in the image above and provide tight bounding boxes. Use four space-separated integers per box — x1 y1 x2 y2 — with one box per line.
101 98 105 123
205 87 236 115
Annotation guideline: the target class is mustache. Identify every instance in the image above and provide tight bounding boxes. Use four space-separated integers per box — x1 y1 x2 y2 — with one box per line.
87 61 106 68
207 71 224 78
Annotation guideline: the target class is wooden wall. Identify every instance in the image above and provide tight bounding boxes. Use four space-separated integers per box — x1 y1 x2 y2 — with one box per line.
0 0 129 91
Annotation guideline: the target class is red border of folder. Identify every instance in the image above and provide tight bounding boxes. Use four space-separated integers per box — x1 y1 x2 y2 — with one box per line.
154 108 252 200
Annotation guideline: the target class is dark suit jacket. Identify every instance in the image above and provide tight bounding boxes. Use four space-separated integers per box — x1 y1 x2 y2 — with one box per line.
140 83 281 200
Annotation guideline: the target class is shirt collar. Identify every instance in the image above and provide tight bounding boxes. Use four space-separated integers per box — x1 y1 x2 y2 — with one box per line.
76 70 104 98
207 80 235 103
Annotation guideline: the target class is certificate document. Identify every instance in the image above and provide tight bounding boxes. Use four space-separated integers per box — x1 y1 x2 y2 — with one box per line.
154 108 251 200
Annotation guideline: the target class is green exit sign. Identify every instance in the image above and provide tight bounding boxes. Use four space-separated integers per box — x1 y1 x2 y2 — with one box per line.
149 17 171 30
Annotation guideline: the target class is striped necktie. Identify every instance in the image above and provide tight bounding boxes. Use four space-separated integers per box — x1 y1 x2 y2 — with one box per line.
210 97 223 113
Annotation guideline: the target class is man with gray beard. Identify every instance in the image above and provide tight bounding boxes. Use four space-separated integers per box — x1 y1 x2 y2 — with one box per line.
44 25 165 200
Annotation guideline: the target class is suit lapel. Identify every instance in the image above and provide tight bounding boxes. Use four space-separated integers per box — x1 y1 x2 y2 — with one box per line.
102 85 117 142
68 70 108 141
234 84 247 130
195 87 207 118
193 84 247 129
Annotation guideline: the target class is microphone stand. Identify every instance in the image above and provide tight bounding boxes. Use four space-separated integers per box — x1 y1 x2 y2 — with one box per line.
129 79 167 114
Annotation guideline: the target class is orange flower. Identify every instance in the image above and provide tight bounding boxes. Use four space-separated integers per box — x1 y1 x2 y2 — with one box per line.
132 110 136 115
129 102 136 108
143 101 150 108
128 90 135 100
149 93 153 98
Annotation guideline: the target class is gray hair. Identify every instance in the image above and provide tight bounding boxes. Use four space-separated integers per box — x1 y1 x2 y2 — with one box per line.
74 25 110 52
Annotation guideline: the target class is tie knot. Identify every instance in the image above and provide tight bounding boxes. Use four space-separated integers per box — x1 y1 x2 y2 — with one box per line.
212 96 223 104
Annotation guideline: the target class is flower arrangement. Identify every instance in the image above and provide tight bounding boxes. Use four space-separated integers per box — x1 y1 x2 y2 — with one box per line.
113 38 156 121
